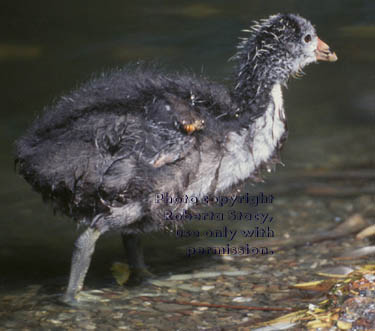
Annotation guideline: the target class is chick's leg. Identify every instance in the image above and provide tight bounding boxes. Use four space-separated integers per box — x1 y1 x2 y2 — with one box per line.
62 226 103 304
122 233 154 283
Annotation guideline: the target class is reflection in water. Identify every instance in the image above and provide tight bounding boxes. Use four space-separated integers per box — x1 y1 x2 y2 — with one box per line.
0 44 42 61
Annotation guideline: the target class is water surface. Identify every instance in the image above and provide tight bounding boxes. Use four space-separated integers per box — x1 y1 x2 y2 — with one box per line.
0 0 374 317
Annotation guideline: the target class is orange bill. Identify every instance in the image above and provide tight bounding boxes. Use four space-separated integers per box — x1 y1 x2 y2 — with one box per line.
315 38 338 62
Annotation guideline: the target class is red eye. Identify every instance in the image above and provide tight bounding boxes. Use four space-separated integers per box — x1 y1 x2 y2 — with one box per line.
304 34 312 43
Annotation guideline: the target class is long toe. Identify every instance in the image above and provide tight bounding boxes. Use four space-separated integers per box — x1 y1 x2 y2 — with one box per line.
60 293 79 307
128 267 156 285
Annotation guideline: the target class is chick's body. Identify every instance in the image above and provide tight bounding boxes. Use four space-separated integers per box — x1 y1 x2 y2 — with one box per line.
15 13 337 304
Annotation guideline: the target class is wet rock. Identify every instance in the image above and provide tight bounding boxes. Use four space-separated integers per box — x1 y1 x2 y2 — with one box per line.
154 303 189 312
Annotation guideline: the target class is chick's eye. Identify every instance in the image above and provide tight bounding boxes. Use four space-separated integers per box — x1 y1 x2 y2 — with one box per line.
304 34 312 43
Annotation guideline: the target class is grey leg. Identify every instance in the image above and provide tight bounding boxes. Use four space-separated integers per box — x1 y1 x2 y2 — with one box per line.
122 233 154 283
62 227 102 304
121 233 146 269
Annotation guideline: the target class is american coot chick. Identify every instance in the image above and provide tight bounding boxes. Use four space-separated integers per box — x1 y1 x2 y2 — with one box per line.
15 13 337 304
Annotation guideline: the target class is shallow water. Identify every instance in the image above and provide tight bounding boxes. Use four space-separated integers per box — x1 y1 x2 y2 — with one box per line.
1 0 374 329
